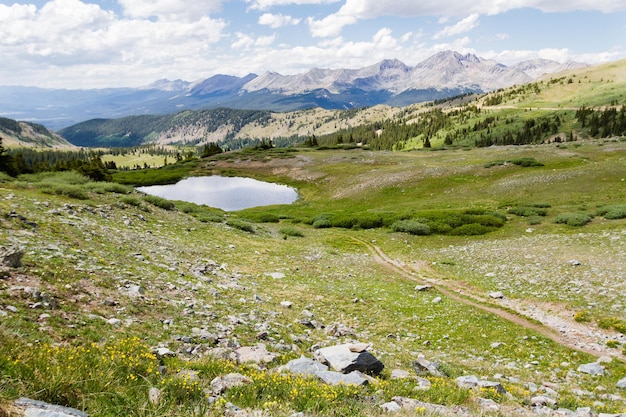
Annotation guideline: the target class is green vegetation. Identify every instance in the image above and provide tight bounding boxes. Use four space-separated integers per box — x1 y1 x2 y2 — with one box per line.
554 212 593 227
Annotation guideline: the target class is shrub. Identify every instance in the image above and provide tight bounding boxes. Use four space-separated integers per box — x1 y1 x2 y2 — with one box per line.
0 171 13 182
142 194 175 210
554 213 592 227
256 213 280 223
356 215 384 229
596 204 626 220
606 340 621 348
279 226 304 237
85 181 131 194
196 214 224 223
509 157 544 167
573 310 591 323
227 219 255 233
39 184 89 200
598 316 626 334
509 206 548 217
312 219 332 229
448 223 494 236
330 216 358 229
528 216 543 225
121 196 142 207
390 220 431 235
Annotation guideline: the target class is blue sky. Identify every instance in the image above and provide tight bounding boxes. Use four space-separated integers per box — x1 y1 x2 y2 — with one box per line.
0 0 625 89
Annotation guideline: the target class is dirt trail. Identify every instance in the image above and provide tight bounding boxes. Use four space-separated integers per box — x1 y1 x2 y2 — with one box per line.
355 238 625 361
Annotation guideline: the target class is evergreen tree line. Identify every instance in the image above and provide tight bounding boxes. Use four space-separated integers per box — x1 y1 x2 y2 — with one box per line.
0 140 111 180
576 106 626 138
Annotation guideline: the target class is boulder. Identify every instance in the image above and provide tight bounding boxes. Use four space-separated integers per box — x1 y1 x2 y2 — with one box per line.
314 343 384 376
315 370 369 386
577 362 604 376
210 373 252 395
283 356 328 376
1 245 23 268
413 356 443 377
617 377 626 389
234 344 278 365
12 397 87 417
488 291 505 299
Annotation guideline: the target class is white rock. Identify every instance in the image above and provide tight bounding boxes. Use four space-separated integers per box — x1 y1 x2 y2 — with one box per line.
432 297 442 304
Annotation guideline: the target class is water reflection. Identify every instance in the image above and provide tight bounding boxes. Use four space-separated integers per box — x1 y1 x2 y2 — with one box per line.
137 176 298 211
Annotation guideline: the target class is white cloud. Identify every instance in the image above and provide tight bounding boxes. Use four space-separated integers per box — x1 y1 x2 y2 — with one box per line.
0 0 227 87
307 13 358 37
336 0 626 19
258 13 301 28
433 13 479 39
232 32 277 49
245 0 340 11
117 0 223 21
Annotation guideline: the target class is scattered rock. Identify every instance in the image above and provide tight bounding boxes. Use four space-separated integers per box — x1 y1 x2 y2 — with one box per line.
148 387 161 406
531 395 557 407
106 318 122 326
569 260 582 266
327 322 354 337
477 397 500 412
314 343 384 376
577 362 604 376
380 401 402 413
390 369 411 380
234 344 278 365
266 272 285 279
13 397 87 417
1 245 23 268
280 300 293 308
414 285 432 292
282 356 329 376
488 291 505 299
315 370 369 386
617 377 626 389
210 373 252 395
391 396 471 416
432 297 442 304
412 355 443 377
456 375 506 394
152 347 176 358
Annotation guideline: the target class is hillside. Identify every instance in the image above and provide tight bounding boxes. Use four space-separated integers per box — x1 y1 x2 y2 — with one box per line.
0 117 74 148
56 58 625 151
1 141 626 416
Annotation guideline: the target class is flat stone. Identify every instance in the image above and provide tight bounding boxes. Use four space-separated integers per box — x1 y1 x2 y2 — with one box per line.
531 395 558 407
210 373 252 395
616 377 626 389
315 370 369 386
390 369 411 379
578 362 604 376
412 356 443 377
234 344 278 365
14 397 87 417
283 356 329 376
414 285 432 292
456 375 479 389
488 291 504 299
380 401 401 413
266 272 285 279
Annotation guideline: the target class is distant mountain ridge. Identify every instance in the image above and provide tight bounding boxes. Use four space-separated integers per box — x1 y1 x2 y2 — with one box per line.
0 51 588 130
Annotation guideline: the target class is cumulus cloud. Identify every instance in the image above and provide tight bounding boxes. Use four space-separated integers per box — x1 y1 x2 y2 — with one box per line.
117 0 223 21
232 32 277 49
307 14 358 37
258 13 301 28
0 0 227 86
246 0 340 11
335 0 626 19
433 14 479 39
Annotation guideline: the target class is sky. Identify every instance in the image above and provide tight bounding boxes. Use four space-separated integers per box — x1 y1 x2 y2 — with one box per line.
0 0 625 89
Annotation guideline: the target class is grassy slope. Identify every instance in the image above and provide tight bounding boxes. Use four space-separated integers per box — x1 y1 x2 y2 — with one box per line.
2 140 625 416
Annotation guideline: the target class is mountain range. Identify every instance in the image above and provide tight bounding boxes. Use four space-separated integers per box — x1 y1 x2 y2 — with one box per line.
0 51 587 131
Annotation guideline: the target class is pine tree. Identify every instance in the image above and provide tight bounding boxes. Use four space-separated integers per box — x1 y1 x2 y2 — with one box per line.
0 136 15 175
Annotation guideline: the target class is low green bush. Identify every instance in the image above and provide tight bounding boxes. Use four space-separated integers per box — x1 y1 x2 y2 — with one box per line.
0 172 13 182
85 182 131 194
121 196 142 207
226 219 255 233
40 184 89 200
312 218 332 229
509 206 548 217
390 220 431 235
554 213 592 227
142 194 175 210
195 214 224 223
596 204 626 220
279 226 304 237
509 157 544 167
448 223 494 236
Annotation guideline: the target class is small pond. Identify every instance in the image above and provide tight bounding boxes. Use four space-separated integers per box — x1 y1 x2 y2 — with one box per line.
137 176 298 211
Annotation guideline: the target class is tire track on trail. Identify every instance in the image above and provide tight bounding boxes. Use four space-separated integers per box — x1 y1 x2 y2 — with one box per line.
354 237 624 361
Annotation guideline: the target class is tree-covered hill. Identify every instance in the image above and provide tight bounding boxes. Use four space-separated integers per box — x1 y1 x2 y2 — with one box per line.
0 117 73 148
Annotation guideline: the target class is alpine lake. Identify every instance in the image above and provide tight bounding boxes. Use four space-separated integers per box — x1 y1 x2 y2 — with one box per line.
136 176 298 211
